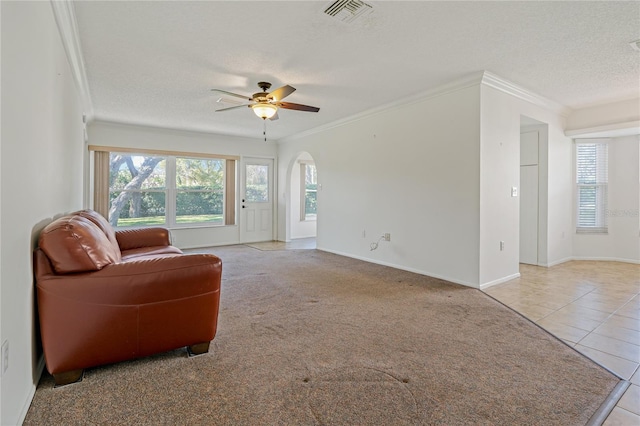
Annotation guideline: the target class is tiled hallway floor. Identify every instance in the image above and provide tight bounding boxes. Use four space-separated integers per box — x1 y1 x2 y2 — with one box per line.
485 261 640 425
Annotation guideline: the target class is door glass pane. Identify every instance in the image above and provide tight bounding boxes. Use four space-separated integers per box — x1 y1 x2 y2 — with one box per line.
245 164 269 202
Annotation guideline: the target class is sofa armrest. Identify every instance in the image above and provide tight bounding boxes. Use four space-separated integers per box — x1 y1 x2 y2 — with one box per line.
115 227 172 251
36 253 221 305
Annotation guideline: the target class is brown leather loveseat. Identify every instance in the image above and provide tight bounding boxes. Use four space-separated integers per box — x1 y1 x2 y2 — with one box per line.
34 209 221 386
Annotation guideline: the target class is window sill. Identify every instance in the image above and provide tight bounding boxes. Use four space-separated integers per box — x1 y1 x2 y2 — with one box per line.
169 223 234 231
576 228 608 235
116 223 234 231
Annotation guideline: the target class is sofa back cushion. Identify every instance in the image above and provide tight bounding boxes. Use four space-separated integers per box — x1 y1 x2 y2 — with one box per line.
76 209 122 261
39 215 119 274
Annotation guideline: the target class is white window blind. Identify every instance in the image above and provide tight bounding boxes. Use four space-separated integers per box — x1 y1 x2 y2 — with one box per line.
576 142 608 233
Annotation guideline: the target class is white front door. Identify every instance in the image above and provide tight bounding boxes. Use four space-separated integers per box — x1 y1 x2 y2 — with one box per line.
240 158 274 243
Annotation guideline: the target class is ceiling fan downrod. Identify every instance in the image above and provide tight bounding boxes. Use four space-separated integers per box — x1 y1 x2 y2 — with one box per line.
257 82 272 92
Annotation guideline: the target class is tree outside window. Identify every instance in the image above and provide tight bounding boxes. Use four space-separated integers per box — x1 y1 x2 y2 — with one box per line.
108 153 226 227
301 163 317 221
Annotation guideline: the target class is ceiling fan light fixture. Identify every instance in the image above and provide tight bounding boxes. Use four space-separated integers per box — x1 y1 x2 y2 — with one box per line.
252 103 277 119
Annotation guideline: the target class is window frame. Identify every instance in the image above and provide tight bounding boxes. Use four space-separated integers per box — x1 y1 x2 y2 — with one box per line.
575 140 609 234
91 146 237 229
300 162 317 222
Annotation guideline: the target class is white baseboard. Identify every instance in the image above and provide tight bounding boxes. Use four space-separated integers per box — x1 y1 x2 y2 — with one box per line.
570 256 640 264
179 241 240 250
542 257 574 267
479 273 521 290
17 355 45 425
316 247 479 288
536 256 639 267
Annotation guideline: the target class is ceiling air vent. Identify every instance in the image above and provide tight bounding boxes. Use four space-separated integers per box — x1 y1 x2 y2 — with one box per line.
323 0 373 23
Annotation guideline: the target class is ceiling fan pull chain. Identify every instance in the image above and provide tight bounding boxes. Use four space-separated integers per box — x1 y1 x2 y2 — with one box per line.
263 120 267 142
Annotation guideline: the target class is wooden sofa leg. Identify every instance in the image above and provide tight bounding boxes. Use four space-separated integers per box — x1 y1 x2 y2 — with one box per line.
187 342 210 356
53 369 84 387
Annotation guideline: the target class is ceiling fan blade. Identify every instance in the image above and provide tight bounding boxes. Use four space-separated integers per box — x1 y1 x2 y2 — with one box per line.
210 89 252 101
215 104 251 112
277 102 320 112
269 111 279 121
269 85 296 102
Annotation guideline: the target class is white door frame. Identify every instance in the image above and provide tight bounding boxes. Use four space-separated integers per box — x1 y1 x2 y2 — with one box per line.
240 157 275 243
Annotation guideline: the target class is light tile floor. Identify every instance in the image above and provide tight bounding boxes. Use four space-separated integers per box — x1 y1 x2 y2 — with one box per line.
485 261 640 425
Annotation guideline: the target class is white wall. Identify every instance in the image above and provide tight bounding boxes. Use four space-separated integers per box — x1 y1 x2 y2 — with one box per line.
572 135 640 263
289 152 317 240
479 84 573 288
278 74 575 289
87 121 277 248
278 83 482 287
1 2 85 424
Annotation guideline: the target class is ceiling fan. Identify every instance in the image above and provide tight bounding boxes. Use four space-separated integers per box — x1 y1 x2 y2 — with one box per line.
211 82 320 121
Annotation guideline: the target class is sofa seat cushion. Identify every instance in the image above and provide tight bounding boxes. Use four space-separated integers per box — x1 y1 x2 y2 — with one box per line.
120 245 183 262
39 215 119 274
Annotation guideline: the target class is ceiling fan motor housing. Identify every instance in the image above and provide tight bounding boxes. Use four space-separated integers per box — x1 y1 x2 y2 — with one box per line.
253 92 272 102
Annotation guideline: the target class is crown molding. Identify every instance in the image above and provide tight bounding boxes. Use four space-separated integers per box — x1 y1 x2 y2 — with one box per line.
281 71 572 143
280 72 486 143
50 0 93 121
565 120 640 138
480 71 571 117
91 117 268 144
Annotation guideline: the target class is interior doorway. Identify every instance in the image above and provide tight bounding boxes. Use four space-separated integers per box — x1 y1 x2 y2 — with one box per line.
288 152 317 240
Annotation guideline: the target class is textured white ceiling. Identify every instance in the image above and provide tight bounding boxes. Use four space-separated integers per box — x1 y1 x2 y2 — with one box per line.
74 1 640 140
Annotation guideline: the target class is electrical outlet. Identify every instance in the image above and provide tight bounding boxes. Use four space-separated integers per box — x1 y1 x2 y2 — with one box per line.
511 187 518 197
384 233 391 242
2 340 8 375
500 241 505 251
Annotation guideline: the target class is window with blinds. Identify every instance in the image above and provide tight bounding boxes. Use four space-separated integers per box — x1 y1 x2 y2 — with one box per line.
576 142 608 233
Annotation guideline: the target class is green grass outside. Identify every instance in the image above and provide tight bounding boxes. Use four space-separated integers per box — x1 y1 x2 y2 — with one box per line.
117 214 223 227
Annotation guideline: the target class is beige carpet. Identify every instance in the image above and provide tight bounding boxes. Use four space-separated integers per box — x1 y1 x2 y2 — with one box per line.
25 246 621 425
